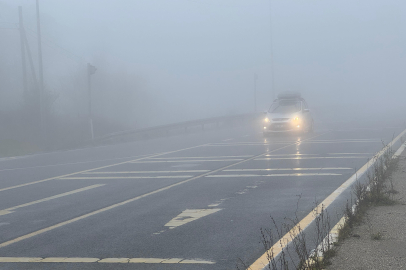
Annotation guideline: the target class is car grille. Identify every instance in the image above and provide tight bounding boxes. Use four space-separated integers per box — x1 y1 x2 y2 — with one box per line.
270 123 291 131
272 118 290 121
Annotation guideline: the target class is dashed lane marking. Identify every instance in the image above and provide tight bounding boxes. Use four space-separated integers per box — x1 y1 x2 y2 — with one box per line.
0 131 330 249
0 257 214 264
59 175 194 180
81 170 210 174
165 209 222 229
205 173 342 178
0 184 104 216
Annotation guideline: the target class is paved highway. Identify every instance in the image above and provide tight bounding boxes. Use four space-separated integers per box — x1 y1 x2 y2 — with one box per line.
0 121 404 270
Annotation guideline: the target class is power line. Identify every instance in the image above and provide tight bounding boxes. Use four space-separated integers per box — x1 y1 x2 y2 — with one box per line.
25 27 87 64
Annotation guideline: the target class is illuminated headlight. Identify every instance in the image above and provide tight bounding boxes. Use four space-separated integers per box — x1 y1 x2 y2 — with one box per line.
264 127 267 129
297 125 300 128
293 117 299 121
264 118 270 122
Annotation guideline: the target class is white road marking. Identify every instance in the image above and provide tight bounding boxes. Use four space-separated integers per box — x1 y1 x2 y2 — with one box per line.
223 168 352 172
206 173 342 178
209 142 288 146
149 155 253 159
0 143 210 193
0 131 330 249
0 154 153 173
264 154 318 156
165 209 222 229
210 139 381 147
0 257 214 264
59 175 194 180
255 156 368 160
131 159 244 163
222 138 234 142
81 170 210 174
328 152 373 155
208 203 221 207
0 184 104 216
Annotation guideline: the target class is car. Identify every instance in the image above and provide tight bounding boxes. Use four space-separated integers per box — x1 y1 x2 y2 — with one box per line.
263 92 314 135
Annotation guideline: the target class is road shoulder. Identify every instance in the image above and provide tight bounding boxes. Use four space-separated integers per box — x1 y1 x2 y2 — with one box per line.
327 151 406 270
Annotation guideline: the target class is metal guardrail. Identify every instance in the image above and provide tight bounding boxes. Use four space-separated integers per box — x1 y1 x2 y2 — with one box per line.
93 112 260 145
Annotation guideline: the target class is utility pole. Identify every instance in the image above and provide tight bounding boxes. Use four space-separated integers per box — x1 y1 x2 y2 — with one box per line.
36 0 45 141
254 73 258 112
87 63 97 140
269 0 275 100
18 6 27 96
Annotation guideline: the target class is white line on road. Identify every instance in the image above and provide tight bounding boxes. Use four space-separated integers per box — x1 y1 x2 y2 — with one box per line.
81 170 210 174
149 155 253 159
0 143 209 193
264 154 318 156
249 128 406 270
130 159 244 163
255 156 368 160
206 173 342 178
0 184 104 216
165 209 222 229
0 131 330 249
210 140 381 147
328 153 373 155
223 168 352 172
59 175 194 180
0 154 152 173
0 257 215 264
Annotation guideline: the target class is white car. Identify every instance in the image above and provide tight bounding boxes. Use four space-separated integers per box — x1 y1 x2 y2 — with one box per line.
263 92 314 134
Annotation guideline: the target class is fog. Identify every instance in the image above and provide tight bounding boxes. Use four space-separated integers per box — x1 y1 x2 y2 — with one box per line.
1 0 406 149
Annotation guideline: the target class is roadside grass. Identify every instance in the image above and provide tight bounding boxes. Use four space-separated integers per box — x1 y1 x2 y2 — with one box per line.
338 142 399 243
238 140 401 270
236 199 334 270
370 232 383 240
0 139 41 158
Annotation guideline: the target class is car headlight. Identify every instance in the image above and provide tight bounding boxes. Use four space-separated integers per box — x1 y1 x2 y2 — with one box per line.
264 118 270 122
293 117 299 122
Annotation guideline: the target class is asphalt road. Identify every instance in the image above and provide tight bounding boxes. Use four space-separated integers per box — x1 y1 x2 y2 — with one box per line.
0 121 404 270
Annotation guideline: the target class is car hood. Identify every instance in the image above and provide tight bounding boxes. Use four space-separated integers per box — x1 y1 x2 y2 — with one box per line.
268 112 300 119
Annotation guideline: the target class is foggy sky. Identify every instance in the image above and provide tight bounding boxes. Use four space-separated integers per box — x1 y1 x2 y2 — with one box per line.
1 0 406 126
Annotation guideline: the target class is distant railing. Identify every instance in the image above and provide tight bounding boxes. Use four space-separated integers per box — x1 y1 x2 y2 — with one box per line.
93 113 260 145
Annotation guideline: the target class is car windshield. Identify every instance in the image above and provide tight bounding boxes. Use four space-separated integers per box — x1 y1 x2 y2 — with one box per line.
269 100 301 114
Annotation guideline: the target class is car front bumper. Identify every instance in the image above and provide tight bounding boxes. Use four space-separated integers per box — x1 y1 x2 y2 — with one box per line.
263 122 302 133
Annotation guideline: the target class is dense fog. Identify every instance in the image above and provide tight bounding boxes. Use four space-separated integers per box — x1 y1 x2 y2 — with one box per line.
1 0 406 150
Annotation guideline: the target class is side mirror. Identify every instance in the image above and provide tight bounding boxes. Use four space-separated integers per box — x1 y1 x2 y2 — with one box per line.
303 109 310 113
